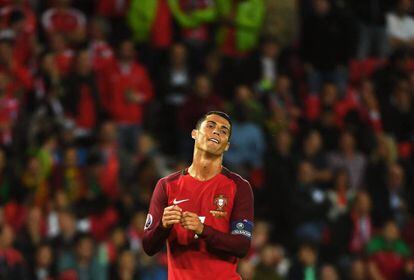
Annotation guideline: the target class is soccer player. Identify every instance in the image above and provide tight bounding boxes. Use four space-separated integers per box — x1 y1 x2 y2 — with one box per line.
143 111 254 279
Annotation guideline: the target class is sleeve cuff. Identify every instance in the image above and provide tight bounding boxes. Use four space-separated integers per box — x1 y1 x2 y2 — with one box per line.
199 224 215 239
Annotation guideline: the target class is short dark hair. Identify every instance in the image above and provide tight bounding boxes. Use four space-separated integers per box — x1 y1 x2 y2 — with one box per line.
196 111 232 137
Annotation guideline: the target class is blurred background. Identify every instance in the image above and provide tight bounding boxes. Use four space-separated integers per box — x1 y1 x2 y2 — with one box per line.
0 0 414 279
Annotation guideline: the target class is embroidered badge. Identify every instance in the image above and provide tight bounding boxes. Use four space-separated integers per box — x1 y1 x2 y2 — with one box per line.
144 214 153 230
210 194 227 218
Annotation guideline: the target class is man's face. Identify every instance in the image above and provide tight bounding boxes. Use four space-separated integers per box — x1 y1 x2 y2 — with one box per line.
192 114 231 156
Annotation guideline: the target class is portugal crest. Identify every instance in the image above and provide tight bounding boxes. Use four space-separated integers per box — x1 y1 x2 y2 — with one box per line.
210 194 227 218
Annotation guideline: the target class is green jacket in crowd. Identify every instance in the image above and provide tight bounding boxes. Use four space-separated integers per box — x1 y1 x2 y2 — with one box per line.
168 0 217 29
127 0 159 43
216 0 265 52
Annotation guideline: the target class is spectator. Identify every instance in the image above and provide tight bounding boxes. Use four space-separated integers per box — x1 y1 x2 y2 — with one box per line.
223 101 265 178
253 244 284 280
15 206 45 266
41 0 86 45
47 33 74 77
127 0 172 68
347 0 392 59
367 220 411 280
382 79 414 142
94 121 120 199
386 0 414 51
366 134 397 215
300 130 332 187
302 0 356 93
88 17 115 112
320 264 340 280
238 259 255 280
264 74 301 132
0 149 14 204
328 131 367 190
355 79 383 132
168 0 216 69
31 243 57 280
112 249 139 280
51 209 78 259
0 71 19 147
215 0 265 96
292 160 331 243
331 191 374 259
154 43 191 153
53 146 86 203
0 224 28 278
63 50 101 136
373 48 411 110
107 39 154 153
58 233 108 279
385 163 409 225
349 258 368 280
95 0 130 44
100 226 129 270
246 36 282 92
263 130 295 244
327 169 353 221
288 242 320 280
262 0 299 48
0 8 36 67
0 37 33 92
229 84 265 125
33 53 65 123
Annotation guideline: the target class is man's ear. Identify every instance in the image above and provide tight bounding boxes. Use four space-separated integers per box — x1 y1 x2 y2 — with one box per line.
191 129 197 140
224 142 230 151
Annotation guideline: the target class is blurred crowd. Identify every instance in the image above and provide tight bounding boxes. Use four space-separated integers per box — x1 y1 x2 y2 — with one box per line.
0 0 414 279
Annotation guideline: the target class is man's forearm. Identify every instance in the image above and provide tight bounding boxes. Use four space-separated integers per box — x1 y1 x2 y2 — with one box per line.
200 225 250 258
142 222 171 256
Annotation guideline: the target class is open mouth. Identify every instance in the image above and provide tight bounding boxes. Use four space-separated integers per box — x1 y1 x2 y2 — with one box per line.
208 138 220 144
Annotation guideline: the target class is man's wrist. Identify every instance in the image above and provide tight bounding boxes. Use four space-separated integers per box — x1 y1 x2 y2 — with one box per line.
196 224 204 235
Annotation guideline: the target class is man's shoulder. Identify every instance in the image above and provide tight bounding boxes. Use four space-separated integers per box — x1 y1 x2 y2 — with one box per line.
159 169 184 184
221 167 251 188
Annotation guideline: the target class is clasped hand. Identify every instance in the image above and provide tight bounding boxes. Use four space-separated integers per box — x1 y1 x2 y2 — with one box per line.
162 205 204 235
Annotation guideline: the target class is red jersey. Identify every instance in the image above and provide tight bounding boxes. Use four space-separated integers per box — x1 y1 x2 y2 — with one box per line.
107 61 154 125
143 167 254 280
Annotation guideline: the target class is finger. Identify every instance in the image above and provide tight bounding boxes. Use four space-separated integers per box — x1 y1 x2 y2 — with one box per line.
182 223 196 231
163 214 182 221
172 205 182 211
164 220 181 226
164 210 182 216
182 211 196 218
180 216 195 224
164 214 182 220
181 220 197 228
165 205 176 211
164 210 182 217
165 205 182 212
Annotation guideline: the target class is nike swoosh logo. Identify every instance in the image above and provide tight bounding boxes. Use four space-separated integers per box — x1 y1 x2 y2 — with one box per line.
173 198 190 205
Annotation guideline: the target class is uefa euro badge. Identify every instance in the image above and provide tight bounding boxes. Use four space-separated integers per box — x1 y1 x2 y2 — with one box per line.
210 194 227 218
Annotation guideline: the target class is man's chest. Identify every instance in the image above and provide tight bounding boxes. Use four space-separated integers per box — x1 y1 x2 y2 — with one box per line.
166 177 237 242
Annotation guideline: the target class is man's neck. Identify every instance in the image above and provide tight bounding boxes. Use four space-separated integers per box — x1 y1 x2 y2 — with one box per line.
188 150 223 181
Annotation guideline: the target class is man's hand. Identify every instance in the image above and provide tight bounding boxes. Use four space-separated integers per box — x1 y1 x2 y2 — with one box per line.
162 205 182 229
180 212 204 235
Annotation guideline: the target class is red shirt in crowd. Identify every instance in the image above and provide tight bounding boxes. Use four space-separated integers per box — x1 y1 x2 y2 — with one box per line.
96 0 130 18
0 5 37 66
143 168 254 280
107 61 153 125
151 0 172 49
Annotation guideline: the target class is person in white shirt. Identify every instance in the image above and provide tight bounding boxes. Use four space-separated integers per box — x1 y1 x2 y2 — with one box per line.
386 0 414 49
